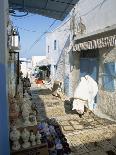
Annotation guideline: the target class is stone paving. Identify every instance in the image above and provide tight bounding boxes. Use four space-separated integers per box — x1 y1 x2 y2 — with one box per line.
31 85 116 155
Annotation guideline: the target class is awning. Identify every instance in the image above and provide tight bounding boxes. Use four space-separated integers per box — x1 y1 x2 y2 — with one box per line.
9 0 79 20
37 58 50 66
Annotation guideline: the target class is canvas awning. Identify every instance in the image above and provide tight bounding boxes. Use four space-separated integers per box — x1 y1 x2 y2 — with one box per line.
9 0 79 20
37 58 50 66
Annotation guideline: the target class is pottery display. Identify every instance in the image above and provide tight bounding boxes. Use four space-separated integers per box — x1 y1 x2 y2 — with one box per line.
30 132 36 146
10 126 21 151
49 125 56 135
17 80 23 99
36 131 41 144
21 128 30 148
14 99 20 113
9 95 19 125
29 114 37 125
21 99 31 112
22 108 31 126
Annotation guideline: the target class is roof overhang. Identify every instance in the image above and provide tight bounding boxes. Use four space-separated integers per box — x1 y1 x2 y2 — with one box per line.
73 25 116 51
9 0 79 20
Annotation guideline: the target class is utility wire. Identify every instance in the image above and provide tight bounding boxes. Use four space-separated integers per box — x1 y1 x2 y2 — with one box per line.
55 0 108 30
15 26 39 33
24 19 57 55
24 0 73 55
80 0 108 17
23 0 107 56
72 0 108 18
45 0 107 33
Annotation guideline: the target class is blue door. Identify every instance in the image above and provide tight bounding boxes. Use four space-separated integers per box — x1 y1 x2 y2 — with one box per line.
80 58 98 105
80 58 98 81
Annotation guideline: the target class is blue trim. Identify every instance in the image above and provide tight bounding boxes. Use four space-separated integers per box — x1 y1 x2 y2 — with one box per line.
0 64 10 155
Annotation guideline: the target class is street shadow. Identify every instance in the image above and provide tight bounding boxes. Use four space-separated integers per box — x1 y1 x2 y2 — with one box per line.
30 87 116 155
38 87 52 95
64 98 79 115
69 133 116 155
31 88 72 154
31 89 49 121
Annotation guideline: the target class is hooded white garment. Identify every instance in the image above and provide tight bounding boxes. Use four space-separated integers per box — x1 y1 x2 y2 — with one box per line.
72 75 98 114
72 77 89 114
74 77 89 100
85 75 98 110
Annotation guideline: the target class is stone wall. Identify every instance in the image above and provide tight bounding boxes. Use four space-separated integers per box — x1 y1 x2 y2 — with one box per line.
97 47 116 120
54 46 80 97
97 89 116 119
55 48 65 86
55 36 71 95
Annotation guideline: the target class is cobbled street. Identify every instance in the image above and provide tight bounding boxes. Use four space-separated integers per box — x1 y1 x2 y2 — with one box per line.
31 84 116 155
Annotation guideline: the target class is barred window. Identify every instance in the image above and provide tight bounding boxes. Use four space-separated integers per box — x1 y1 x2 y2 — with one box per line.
103 62 116 92
54 40 57 50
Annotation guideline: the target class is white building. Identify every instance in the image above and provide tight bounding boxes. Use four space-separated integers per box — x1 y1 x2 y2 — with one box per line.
46 19 71 91
71 0 116 120
20 58 32 78
46 0 116 120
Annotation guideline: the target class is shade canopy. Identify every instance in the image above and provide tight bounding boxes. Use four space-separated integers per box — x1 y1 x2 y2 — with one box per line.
37 58 50 66
9 0 79 20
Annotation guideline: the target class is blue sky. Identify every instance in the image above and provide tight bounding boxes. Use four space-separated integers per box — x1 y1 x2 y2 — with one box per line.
11 13 62 58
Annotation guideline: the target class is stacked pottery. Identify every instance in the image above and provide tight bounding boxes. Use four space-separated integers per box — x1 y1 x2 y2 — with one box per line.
21 99 31 126
9 94 19 125
36 131 41 144
10 126 21 151
17 80 23 99
30 132 36 146
22 98 31 112
21 128 30 148
49 125 56 135
14 98 20 113
29 113 37 125
22 107 31 126
23 91 32 108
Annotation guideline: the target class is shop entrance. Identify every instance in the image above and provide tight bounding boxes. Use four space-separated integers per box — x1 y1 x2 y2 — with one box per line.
80 49 99 81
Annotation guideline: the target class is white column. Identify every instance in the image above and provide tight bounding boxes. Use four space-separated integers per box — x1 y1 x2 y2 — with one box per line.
0 0 10 154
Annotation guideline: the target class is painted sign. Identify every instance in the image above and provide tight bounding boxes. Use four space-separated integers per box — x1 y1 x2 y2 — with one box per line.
74 35 116 51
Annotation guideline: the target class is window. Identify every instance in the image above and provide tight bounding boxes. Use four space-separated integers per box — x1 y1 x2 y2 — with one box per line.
103 62 116 92
48 46 49 53
54 40 57 50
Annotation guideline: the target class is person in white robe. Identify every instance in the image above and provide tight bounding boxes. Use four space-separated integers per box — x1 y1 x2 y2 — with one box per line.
72 75 98 115
85 75 98 111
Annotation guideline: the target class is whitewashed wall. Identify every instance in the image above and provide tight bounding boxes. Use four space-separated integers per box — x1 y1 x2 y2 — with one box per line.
73 0 116 119
73 0 116 35
46 19 71 85
20 58 32 78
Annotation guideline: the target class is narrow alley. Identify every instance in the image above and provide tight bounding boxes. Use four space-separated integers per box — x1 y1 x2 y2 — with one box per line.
0 0 116 155
31 83 116 155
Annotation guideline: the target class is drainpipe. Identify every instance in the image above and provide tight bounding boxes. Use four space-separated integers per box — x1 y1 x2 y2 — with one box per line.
0 0 10 154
